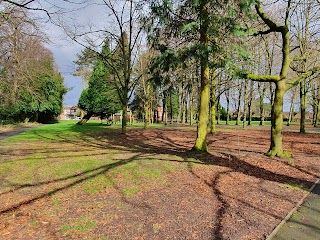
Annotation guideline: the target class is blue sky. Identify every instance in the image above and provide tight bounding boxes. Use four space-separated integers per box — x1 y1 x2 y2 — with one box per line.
39 1 101 107
50 45 84 106
44 23 84 107
41 1 297 111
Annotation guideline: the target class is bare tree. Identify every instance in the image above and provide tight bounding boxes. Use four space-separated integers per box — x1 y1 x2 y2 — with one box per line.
244 0 320 157
64 0 146 134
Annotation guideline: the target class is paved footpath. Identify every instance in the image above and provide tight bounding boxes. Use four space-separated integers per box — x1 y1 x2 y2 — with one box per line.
0 127 35 141
269 181 320 240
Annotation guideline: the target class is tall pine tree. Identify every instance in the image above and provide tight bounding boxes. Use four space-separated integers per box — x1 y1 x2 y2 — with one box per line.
77 39 121 125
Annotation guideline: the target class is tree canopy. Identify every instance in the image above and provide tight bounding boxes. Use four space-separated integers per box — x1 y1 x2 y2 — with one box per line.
0 7 66 123
77 39 121 124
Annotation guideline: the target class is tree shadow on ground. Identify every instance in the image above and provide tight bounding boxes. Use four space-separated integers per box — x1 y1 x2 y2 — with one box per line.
0 125 318 239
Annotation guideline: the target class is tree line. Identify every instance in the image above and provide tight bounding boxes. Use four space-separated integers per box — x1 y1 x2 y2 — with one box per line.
72 0 320 157
2 0 320 157
0 3 66 123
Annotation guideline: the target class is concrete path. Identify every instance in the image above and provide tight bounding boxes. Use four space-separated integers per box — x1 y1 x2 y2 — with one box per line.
0 127 35 141
269 181 320 240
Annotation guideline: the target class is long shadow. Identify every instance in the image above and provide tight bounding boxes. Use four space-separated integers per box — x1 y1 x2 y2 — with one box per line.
187 163 232 239
34 127 319 189
77 128 318 238
0 150 116 164
62 127 317 188
0 158 121 196
2 125 319 239
0 156 138 214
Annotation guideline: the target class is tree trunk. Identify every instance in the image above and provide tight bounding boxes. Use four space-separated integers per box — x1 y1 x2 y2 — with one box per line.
77 112 93 125
210 101 217 134
189 89 194 126
236 82 243 126
162 93 166 122
243 80 248 129
258 83 265 126
165 99 168 125
311 83 317 126
194 63 210 151
248 81 254 126
193 1 209 151
287 87 298 126
182 97 186 124
170 90 173 124
144 104 148 129
121 101 128 134
299 80 307 133
217 103 221 125
129 110 133 125
210 69 217 134
315 101 320 127
268 81 290 157
216 82 221 125
177 82 182 123
226 87 230 125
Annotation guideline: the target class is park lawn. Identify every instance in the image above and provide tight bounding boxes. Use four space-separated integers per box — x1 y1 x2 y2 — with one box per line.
0 121 319 239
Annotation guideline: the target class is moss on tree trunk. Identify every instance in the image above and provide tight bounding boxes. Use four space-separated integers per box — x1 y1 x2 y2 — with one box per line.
210 100 217 134
268 81 291 157
194 64 210 151
193 0 209 152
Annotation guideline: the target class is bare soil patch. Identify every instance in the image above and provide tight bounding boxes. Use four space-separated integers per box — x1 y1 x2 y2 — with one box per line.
0 127 319 239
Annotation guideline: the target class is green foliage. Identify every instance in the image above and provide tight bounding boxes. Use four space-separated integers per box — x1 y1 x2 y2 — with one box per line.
0 56 67 123
78 40 121 118
149 0 241 79
231 24 257 36
179 21 198 34
230 44 251 60
219 106 228 120
166 88 179 117
239 0 256 15
74 47 97 73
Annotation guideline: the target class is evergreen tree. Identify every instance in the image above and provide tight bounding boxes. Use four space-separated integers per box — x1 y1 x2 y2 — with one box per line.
149 0 238 151
77 39 121 125
0 35 67 123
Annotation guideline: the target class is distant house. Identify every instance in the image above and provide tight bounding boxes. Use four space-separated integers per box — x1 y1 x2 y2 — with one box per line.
58 106 138 122
59 106 78 120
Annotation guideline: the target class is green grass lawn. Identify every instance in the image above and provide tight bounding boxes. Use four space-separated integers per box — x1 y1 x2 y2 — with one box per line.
1 120 177 186
0 120 318 239
0 121 184 238
0 119 300 197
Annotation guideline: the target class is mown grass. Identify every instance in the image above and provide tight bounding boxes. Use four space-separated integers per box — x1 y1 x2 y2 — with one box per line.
0 119 317 239
0 119 299 192
0 120 181 198
0 120 185 236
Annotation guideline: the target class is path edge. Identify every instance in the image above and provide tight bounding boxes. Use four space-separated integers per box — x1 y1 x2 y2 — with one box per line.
265 177 320 240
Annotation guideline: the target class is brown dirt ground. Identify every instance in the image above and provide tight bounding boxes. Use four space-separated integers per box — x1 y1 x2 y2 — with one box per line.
0 127 319 240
